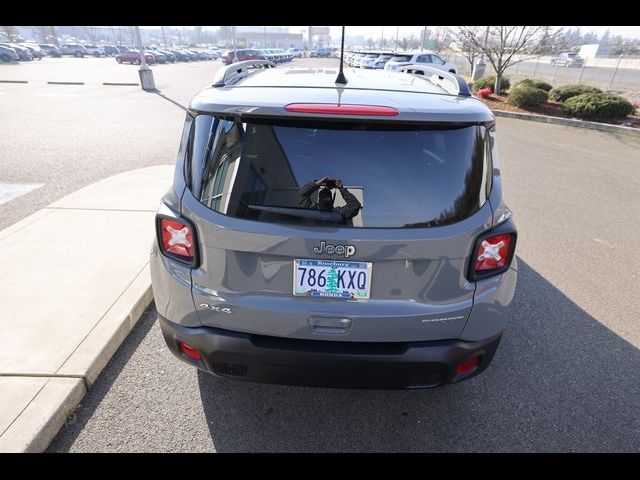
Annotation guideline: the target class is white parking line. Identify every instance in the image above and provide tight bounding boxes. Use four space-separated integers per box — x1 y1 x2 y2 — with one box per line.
0 183 44 205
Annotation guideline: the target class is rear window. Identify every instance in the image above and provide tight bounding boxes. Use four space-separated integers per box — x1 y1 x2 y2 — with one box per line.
390 55 411 62
187 118 492 229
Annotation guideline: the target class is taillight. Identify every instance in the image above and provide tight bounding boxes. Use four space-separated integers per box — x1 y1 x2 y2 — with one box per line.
157 216 197 266
469 230 516 281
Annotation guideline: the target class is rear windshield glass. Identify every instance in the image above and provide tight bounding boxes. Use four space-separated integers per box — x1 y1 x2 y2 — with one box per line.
188 117 492 229
390 55 412 62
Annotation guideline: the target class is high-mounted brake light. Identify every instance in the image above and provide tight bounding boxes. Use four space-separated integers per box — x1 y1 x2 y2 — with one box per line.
285 103 399 116
470 232 516 280
157 217 197 265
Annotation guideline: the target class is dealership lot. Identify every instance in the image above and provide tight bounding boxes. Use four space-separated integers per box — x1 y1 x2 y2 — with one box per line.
2 57 639 452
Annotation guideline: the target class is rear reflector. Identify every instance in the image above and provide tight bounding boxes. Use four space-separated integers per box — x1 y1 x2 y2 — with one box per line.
285 103 399 116
456 356 479 375
179 342 201 361
159 218 194 260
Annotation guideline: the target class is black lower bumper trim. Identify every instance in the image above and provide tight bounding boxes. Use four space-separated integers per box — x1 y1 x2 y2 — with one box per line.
158 315 502 390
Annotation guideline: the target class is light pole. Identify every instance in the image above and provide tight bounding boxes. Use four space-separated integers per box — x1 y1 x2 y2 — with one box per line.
232 26 238 63
421 26 427 51
135 26 155 90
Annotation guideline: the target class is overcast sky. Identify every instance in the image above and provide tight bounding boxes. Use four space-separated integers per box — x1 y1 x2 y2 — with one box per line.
157 26 640 40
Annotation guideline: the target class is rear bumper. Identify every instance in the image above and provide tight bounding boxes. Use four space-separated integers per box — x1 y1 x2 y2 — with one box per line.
159 315 502 390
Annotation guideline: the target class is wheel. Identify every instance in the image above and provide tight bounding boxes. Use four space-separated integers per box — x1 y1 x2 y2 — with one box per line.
75 51 83 58
116 57 122 64
0 54 11 62
93 51 100 57
132 58 140 65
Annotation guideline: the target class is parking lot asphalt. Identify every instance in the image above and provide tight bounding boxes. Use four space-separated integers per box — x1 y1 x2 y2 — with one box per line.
4 56 639 452
0 57 337 231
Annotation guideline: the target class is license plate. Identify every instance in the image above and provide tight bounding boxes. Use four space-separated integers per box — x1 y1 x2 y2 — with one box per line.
293 259 372 299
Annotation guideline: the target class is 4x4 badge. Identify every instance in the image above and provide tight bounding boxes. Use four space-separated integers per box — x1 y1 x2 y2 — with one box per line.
313 241 356 258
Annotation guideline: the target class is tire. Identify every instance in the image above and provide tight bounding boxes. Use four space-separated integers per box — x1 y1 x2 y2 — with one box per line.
116 57 122 64
0 54 11 62
93 52 100 57
74 51 83 58
132 58 140 65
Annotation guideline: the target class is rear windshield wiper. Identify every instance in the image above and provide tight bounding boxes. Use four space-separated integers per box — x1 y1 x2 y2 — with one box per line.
248 205 344 223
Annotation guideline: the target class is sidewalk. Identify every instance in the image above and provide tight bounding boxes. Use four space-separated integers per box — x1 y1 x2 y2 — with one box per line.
0 166 173 452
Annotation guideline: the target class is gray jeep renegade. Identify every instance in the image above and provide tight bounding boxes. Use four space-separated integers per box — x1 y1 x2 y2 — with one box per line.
150 60 518 389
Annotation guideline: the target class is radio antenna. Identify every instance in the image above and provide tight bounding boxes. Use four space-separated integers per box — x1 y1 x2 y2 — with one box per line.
335 26 348 85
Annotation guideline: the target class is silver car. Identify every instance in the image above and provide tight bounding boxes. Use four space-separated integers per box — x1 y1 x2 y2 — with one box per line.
151 61 518 389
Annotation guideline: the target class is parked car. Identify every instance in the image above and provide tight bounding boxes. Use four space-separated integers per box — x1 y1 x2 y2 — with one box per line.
151 60 518 390
221 49 267 65
372 53 394 69
156 49 176 63
19 43 44 60
551 52 584 68
83 45 105 57
310 47 331 58
358 52 382 69
384 51 457 74
146 48 167 63
102 45 121 56
115 49 155 65
196 51 211 60
38 43 61 57
287 47 303 58
59 43 88 57
0 45 20 62
169 49 189 62
0 43 32 61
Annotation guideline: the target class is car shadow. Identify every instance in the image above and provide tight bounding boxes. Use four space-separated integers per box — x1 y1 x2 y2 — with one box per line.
46 303 158 452
197 257 640 452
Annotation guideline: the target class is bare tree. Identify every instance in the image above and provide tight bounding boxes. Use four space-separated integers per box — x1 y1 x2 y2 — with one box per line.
430 26 450 53
1 26 20 42
399 34 417 51
451 26 481 71
457 26 553 92
86 26 98 43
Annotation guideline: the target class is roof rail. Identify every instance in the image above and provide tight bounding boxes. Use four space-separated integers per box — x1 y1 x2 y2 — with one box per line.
399 64 471 97
212 59 276 87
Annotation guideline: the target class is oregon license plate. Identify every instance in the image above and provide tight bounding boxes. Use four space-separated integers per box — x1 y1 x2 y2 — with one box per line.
293 259 372 299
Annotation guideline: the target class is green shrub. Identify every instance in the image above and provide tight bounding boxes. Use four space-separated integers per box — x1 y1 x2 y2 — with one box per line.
563 92 634 119
473 76 511 93
507 85 549 108
549 84 602 102
514 78 553 92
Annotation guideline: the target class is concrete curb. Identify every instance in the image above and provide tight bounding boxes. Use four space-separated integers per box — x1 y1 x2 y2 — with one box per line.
492 110 640 137
0 166 173 452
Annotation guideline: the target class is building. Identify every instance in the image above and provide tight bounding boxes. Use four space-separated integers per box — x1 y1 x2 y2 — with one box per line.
235 29 304 49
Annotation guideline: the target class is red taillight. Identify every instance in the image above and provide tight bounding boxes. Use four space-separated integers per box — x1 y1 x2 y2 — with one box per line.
455 356 479 375
285 103 399 116
473 233 514 275
159 218 194 259
179 342 201 361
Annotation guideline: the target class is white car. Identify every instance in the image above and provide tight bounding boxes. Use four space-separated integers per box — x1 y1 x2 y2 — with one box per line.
359 53 382 69
83 45 105 57
384 51 457 74
287 48 303 58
